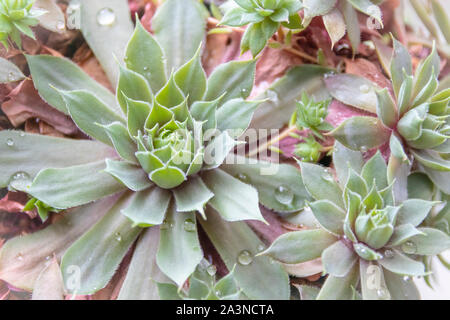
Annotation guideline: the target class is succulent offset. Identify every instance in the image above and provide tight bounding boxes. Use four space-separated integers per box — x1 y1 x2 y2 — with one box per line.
0 0 45 48
262 142 450 299
220 0 303 56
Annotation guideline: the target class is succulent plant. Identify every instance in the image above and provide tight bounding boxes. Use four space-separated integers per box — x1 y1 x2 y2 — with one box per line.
302 0 384 53
329 39 450 194
261 142 450 299
0 0 311 300
293 92 332 139
294 135 322 162
158 260 242 300
0 0 45 49
220 0 303 56
23 197 60 222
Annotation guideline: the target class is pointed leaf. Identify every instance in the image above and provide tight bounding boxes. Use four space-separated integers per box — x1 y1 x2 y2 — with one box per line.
105 159 152 192
408 227 450 255
29 161 126 209
31 258 64 300
202 169 266 223
378 250 426 276
216 98 261 135
117 65 153 114
376 88 398 128
310 200 346 235
322 240 358 277
0 57 25 83
173 176 213 216
157 206 203 286
333 141 364 186
396 199 436 227
317 263 360 300
101 122 138 163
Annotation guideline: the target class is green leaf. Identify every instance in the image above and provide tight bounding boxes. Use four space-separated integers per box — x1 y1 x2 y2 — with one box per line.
105 159 152 192
303 0 337 18
322 240 358 277
396 199 436 227
317 263 360 300
200 207 290 300
61 194 141 294
407 172 434 200
388 224 425 247
412 149 450 172
250 65 332 130
383 269 420 300
31 258 65 300
359 260 390 300
422 167 450 194
155 73 185 108
221 157 311 213
125 19 167 93
117 65 153 114
0 57 25 83
153 0 206 73
0 196 114 291
408 227 450 255
118 228 169 300
333 141 364 186
431 0 450 44
322 8 346 48
122 186 171 227
202 169 266 223
397 74 414 115
205 59 256 102
203 131 240 170
79 0 134 86
389 134 409 163
173 176 213 217
101 122 137 163
149 166 187 189
378 250 426 276
190 96 222 131
330 116 391 151
325 74 379 113
29 161 126 209
376 89 398 128
157 205 203 286
296 285 321 300
338 0 360 56
300 162 344 208
157 282 182 300
0 131 114 188
361 151 388 190
310 200 346 235
413 45 440 99
58 89 125 146
261 229 337 264
348 0 383 25
26 55 118 115
216 99 261 135
174 46 207 104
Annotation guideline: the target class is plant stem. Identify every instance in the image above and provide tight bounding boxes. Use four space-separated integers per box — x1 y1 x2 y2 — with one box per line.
247 126 298 158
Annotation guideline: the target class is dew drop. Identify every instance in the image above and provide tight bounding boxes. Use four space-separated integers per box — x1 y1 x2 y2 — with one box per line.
257 244 266 252
403 276 411 282
376 287 390 300
266 90 280 105
7 72 15 81
237 250 253 266
183 218 196 232
321 169 334 182
206 264 217 276
143 66 149 71
275 185 294 205
384 249 394 259
115 232 122 242
235 173 250 184
360 146 368 153
401 241 417 255
97 8 116 27
16 253 24 261
6 138 14 147
8 172 31 191
19 132 25 137
359 84 370 94
240 88 249 97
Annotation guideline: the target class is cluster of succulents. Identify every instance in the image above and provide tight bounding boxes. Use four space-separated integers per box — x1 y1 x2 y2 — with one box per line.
0 0 449 301
262 143 450 299
0 0 45 48
220 0 304 56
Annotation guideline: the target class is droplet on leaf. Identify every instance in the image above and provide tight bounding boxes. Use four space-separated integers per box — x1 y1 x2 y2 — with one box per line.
237 250 253 266
97 8 116 26
275 185 294 205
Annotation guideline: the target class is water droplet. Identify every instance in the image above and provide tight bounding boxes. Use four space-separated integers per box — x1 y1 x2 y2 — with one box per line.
115 232 122 242
275 185 294 205
143 66 149 71
19 132 25 137
7 72 15 81
6 138 14 147
96 8 116 27
360 146 368 153
237 250 253 266
16 253 23 261
376 287 390 300
183 218 196 232
236 173 250 184
266 90 280 105
240 88 249 97
257 244 266 252
401 241 417 255
8 172 31 191
56 20 66 31
384 249 394 259
206 264 217 276
403 276 411 282
359 84 370 94
321 169 334 182
45 256 51 261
